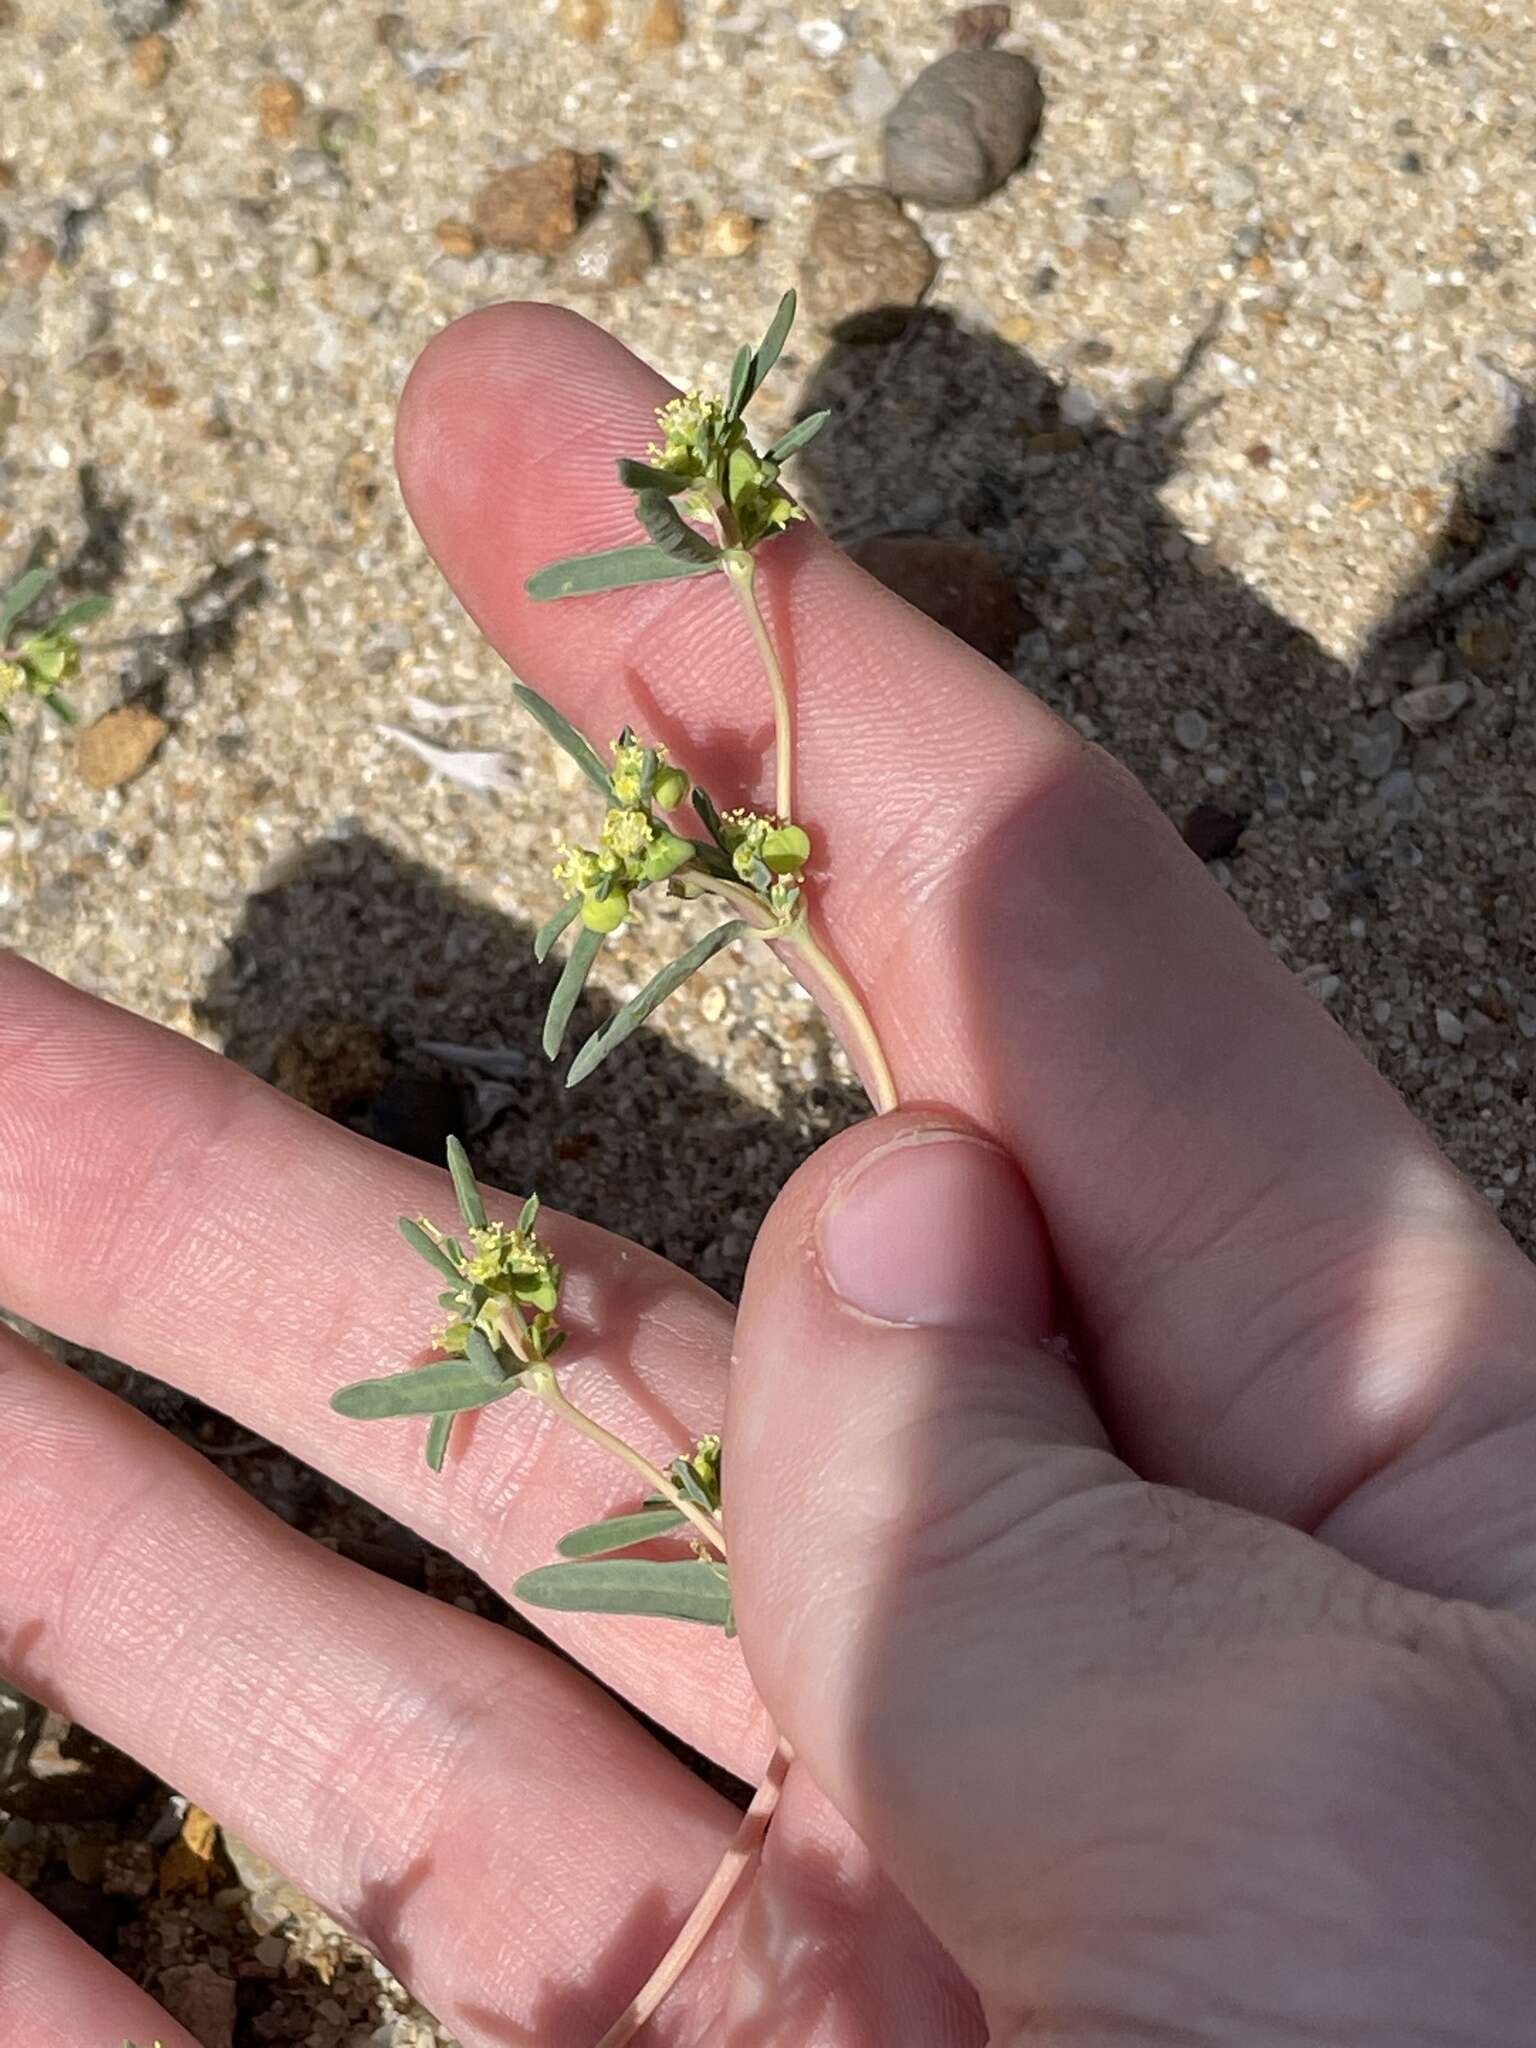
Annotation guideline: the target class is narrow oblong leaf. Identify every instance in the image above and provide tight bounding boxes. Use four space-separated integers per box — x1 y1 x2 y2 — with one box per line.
616 457 688 496
525 545 719 602
518 1192 540 1233
44 594 112 634
514 1558 733 1628
746 290 796 405
543 922 605 1061
691 783 729 852
0 567 55 643
425 1413 454 1472
766 409 831 465
566 920 747 1088
555 1506 689 1558
464 1326 507 1383
634 492 722 566
399 1216 461 1283
331 1359 524 1419
512 683 613 797
534 897 581 964
44 691 78 726
725 342 753 421
446 1135 487 1231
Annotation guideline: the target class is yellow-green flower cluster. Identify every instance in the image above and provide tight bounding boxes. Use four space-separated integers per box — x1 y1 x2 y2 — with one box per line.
434 1218 563 1358
647 390 803 550
553 734 696 933
720 810 811 883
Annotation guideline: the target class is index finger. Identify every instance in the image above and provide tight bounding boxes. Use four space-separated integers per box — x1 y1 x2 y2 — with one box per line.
395 303 1536 1595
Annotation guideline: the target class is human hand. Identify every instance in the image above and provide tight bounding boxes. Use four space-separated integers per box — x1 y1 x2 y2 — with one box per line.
3 302 1534 2045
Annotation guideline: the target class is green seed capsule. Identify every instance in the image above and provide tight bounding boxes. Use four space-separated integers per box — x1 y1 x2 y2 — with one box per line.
580 887 630 933
652 765 690 810
642 830 695 881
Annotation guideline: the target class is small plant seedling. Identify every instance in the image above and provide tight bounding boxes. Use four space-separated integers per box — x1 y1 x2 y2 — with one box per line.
0 564 111 825
333 292 897 2048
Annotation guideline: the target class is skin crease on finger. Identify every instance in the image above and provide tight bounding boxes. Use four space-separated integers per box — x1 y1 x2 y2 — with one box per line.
392 304 1536 1615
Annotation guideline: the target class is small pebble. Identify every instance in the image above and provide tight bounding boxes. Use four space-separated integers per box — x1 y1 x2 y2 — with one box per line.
1181 804 1246 862
128 31 172 87
847 533 1033 664
256 76 305 141
700 984 728 1023
801 185 935 336
884 48 1044 207
99 0 179 37
1350 724 1399 780
1392 678 1469 733
953 4 1012 49
472 149 602 256
798 18 846 58
291 235 327 277
1172 707 1209 749
556 207 656 291
1435 1007 1466 1047
641 0 685 46
434 217 480 260
1208 162 1258 207
76 704 168 790
1097 173 1143 219
13 236 56 286
703 209 757 258
561 0 608 40
846 53 901 124
1456 617 1513 670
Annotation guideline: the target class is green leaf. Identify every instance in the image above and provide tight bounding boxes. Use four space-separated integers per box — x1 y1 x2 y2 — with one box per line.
746 291 796 406
634 491 722 566
332 1358 524 1419
425 1413 454 1472
766 410 831 465
525 545 719 602
518 1191 540 1233
566 920 747 1088
544 922 605 1061
464 1325 507 1382
44 594 111 635
514 1557 733 1628
512 683 613 798
555 1506 689 1558
616 457 688 496
725 342 754 421
534 896 581 964
690 782 729 851
43 691 77 726
446 1135 487 1231
399 1217 462 1283
0 567 55 643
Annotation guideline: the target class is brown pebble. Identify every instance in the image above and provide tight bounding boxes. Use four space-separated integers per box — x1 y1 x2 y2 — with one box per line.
139 379 179 409
0 161 16 191
1457 617 1514 671
373 11 406 47
79 346 126 380
703 208 757 258
129 31 172 86
13 235 56 286
472 148 603 256
801 185 936 338
77 705 170 791
848 533 1032 665
1245 440 1272 467
434 217 481 260
256 76 305 142
1181 803 1248 862
643 0 686 45
561 0 608 38
884 47 1044 208
556 207 656 290
953 3 1011 47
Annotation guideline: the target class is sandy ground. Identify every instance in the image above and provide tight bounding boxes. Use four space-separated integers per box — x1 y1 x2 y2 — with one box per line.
2 0 1534 2041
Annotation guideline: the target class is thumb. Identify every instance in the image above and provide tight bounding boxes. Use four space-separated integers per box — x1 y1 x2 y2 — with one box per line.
726 1114 1531 2033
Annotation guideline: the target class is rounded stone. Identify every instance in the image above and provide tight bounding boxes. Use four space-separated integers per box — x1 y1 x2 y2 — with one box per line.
472 149 603 256
801 185 936 338
883 48 1044 207
555 208 656 291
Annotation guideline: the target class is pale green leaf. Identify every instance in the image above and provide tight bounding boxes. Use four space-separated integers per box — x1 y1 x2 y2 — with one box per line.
745 291 796 406
725 342 753 421
0 567 55 643
446 1135 486 1231
464 1326 507 1382
765 410 831 465
634 491 722 566
566 920 747 1087
525 545 718 602
514 1557 733 1628
425 1413 453 1472
399 1217 461 1283
513 683 613 797
555 1506 689 1558
332 1359 524 1419
544 922 604 1061
518 1191 540 1233
44 594 112 635
534 896 581 963
616 457 688 495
